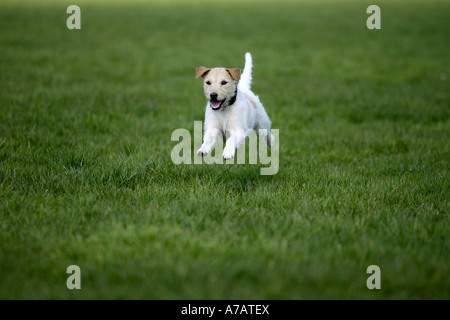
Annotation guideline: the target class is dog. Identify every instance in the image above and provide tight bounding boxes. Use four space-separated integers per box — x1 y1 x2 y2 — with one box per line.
195 52 273 160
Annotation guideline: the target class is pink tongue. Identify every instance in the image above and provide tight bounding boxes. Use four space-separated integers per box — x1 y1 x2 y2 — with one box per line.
211 101 221 109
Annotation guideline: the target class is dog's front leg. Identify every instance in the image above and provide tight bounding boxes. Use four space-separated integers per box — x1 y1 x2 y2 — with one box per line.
223 128 246 160
197 128 221 157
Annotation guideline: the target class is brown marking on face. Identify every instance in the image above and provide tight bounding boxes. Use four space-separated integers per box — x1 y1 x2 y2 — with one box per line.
195 67 211 79
226 68 241 81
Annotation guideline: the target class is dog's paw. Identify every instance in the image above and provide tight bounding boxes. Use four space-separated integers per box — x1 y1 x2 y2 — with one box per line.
197 148 208 157
222 148 235 160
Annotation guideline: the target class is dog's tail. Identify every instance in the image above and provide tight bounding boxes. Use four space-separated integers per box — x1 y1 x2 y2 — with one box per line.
238 52 252 91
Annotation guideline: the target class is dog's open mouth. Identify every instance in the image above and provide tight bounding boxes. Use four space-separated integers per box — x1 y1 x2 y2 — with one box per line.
210 100 225 110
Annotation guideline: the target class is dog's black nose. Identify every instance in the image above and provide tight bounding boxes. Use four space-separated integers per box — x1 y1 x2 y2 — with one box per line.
210 93 218 101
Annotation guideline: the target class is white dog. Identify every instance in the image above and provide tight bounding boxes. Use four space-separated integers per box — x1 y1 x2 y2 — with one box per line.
195 52 273 160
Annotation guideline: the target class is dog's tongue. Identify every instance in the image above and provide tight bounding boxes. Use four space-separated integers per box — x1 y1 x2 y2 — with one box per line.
210 101 221 109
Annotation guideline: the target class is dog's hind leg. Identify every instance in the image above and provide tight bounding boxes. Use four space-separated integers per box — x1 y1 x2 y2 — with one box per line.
258 127 274 148
256 112 274 147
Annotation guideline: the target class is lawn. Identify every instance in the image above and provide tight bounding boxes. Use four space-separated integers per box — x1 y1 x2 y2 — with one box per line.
0 0 449 299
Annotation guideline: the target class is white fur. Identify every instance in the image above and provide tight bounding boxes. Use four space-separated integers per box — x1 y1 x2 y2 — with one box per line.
239 52 253 91
197 52 273 160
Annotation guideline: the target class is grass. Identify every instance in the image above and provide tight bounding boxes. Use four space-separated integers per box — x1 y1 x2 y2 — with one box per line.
0 0 449 299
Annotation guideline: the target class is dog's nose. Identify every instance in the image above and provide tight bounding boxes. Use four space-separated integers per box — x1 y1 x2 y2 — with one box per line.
210 93 218 101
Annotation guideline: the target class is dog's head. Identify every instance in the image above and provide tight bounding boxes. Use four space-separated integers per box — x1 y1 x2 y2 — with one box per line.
195 67 241 110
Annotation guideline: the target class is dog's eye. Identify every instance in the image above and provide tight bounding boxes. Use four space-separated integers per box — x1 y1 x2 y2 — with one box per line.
205 81 211 85
221 81 228 85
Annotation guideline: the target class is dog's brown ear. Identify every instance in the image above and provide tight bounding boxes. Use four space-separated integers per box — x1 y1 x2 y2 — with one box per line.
195 67 211 79
226 68 241 81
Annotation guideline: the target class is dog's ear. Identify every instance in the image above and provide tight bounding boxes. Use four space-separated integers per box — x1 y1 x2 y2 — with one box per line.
195 67 211 79
226 68 241 81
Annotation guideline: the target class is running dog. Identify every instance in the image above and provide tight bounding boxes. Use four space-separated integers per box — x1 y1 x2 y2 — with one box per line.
195 52 273 160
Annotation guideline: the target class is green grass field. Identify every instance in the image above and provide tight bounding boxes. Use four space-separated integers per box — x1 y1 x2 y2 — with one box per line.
0 0 449 299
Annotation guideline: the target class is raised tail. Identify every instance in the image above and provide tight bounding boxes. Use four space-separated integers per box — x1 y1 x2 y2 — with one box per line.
238 52 252 91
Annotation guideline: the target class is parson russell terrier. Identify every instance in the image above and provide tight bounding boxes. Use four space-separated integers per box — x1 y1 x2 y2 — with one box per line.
195 52 274 160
